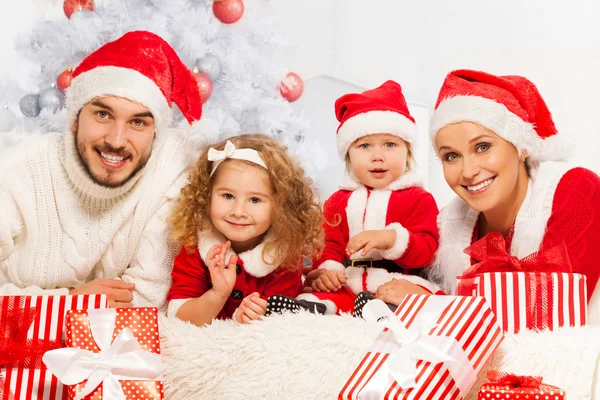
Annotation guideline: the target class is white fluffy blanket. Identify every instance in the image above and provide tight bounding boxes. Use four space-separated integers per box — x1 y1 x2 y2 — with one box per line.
159 312 600 400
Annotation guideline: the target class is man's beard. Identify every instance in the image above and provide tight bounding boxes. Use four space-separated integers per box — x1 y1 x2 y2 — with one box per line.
75 129 152 189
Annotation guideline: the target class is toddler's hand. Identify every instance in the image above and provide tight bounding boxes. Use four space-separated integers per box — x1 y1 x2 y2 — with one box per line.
235 292 267 324
347 230 396 257
206 241 238 299
312 270 346 292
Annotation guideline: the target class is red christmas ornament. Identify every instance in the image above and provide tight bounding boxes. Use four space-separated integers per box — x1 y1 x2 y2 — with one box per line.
193 67 213 103
63 0 95 19
280 72 304 102
57 66 73 92
213 0 244 24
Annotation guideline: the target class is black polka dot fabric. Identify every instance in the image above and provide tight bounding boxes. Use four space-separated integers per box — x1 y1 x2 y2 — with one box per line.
266 295 302 316
353 291 376 319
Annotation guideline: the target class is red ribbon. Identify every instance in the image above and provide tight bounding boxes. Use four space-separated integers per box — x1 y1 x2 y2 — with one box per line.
487 370 543 388
0 298 64 399
0 298 63 369
459 232 572 279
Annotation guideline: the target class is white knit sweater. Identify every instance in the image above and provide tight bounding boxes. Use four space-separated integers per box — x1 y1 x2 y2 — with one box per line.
0 129 194 312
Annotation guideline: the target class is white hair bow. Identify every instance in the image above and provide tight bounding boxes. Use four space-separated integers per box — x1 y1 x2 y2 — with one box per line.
207 140 268 176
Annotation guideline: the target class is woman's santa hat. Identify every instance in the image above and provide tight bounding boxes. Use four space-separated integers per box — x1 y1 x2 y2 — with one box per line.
334 80 417 159
430 69 572 169
66 30 218 146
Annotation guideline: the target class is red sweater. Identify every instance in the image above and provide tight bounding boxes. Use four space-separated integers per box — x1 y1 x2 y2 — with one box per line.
167 246 303 319
472 168 600 300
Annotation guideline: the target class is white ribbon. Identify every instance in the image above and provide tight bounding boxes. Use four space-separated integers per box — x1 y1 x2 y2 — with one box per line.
42 308 164 400
362 299 476 397
207 140 268 176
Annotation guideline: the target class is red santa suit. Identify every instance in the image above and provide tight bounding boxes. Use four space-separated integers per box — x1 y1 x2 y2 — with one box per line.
297 80 442 314
167 231 303 319
427 69 600 325
299 173 441 313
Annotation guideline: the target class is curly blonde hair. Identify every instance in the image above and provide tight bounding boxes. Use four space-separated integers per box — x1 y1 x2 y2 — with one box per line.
169 134 324 270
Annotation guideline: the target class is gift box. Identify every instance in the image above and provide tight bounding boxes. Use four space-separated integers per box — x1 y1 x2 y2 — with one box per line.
0 295 108 400
478 371 566 400
338 294 504 400
43 307 164 400
457 232 587 333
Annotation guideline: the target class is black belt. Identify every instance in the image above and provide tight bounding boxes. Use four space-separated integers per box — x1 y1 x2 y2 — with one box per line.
343 258 426 279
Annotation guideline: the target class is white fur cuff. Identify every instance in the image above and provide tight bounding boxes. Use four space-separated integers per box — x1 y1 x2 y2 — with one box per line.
379 223 410 260
296 293 338 314
167 298 190 318
317 260 346 272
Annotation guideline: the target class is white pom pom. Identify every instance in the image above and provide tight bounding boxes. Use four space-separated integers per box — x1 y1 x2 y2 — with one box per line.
187 118 220 152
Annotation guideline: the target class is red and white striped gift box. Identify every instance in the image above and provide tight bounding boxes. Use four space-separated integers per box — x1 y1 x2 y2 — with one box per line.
458 272 587 333
339 295 504 400
0 295 107 400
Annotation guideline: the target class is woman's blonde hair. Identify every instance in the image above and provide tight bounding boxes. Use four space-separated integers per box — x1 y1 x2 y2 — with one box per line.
169 133 324 269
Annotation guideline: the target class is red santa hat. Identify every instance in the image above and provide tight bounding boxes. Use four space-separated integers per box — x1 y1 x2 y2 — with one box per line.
66 30 218 145
430 69 571 165
334 80 417 159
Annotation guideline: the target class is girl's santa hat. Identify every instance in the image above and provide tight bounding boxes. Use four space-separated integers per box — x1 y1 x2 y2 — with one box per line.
334 80 417 159
66 30 218 146
430 69 572 170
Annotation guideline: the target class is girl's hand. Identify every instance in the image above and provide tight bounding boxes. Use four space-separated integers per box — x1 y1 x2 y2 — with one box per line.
206 241 238 299
312 270 346 292
235 292 267 324
375 278 431 306
347 230 396 257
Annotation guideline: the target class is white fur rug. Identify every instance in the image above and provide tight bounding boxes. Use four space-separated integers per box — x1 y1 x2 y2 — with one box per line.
159 312 600 400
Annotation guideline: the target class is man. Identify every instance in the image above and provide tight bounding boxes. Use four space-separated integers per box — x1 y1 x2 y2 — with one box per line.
0 31 217 310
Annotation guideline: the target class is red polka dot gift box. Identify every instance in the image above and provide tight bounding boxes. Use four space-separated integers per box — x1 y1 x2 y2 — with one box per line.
42 307 164 400
1 294 108 400
477 371 565 400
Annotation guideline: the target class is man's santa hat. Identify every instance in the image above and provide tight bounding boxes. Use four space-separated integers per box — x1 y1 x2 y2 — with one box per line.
66 30 218 146
430 69 572 169
334 80 417 159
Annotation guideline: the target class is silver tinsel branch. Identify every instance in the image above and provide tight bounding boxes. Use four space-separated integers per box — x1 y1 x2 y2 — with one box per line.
0 0 326 177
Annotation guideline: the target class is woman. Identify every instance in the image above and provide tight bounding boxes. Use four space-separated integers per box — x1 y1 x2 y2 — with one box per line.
340 69 600 323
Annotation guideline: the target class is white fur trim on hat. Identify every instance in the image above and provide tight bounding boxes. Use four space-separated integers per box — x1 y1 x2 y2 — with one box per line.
379 222 410 260
429 95 573 163
66 66 172 135
337 110 417 159
187 118 220 151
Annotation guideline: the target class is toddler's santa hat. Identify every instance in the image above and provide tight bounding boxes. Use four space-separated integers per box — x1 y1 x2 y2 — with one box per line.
430 69 571 167
334 80 417 159
66 30 218 146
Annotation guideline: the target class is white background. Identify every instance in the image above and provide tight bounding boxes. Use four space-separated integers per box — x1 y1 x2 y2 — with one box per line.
1 0 598 206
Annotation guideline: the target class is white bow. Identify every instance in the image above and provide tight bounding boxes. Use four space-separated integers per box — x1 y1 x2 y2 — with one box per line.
207 140 268 176
42 309 164 400
362 299 475 397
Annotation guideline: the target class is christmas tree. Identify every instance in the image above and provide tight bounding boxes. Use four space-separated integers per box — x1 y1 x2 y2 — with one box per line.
0 0 326 176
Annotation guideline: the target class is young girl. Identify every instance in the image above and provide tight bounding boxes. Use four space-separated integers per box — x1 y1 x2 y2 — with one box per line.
166 134 323 326
270 81 443 316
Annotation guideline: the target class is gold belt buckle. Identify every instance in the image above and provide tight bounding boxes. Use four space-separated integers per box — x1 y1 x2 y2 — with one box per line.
351 258 373 269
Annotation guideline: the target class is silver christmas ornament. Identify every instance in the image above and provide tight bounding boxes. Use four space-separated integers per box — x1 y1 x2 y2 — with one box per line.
0 106 17 132
19 94 41 117
39 86 65 113
196 54 222 81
